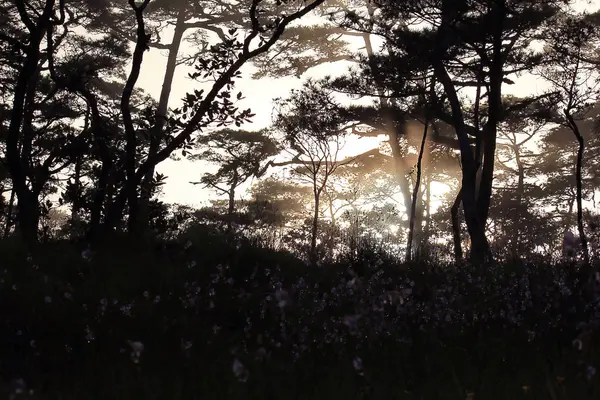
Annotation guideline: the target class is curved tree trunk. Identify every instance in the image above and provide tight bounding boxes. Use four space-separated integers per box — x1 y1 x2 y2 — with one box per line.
406 112 430 262
451 187 463 263
138 7 188 232
122 0 152 236
361 29 424 254
6 7 52 244
566 112 590 264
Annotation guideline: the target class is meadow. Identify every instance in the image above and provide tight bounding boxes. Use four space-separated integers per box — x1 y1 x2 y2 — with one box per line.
0 228 599 400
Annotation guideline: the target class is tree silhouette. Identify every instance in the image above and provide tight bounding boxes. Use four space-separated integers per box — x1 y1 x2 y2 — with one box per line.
190 128 278 230
537 12 600 264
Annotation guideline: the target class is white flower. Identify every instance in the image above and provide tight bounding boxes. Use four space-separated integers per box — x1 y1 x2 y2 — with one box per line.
127 340 144 364
353 357 364 375
275 288 290 309
82 249 92 261
232 358 249 382
587 365 596 380
181 340 193 351
11 378 26 394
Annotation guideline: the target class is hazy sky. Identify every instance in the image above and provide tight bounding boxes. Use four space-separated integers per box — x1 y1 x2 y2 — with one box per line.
135 0 599 208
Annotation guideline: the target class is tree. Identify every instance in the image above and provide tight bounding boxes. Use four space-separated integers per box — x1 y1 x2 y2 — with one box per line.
537 12 600 264
273 81 353 262
335 0 572 262
2 0 328 243
114 0 328 236
494 116 546 260
2 0 133 243
190 128 278 229
254 0 456 256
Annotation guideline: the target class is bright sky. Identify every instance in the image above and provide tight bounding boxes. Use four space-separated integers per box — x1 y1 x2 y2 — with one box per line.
135 0 599 209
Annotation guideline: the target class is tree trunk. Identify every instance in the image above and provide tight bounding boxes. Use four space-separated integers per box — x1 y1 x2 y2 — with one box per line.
361 29 422 252
433 6 492 263
451 187 463 263
3 187 16 238
15 190 40 245
70 155 83 238
310 188 321 264
433 60 491 263
566 112 590 264
84 90 114 243
406 114 430 262
122 1 152 236
475 0 504 230
511 146 525 260
138 7 187 231
5 2 54 244
226 170 239 233
423 168 432 244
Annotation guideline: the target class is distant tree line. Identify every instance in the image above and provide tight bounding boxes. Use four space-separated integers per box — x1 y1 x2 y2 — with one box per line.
1 0 599 265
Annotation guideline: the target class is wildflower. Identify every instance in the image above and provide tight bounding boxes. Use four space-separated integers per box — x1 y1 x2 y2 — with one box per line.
85 325 95 342
587 365 596 380
11 378 26 395
232 358 249 382
275 288 290 309
344 315 360 332
181 340 193 351
184 240 192 249
255 347 267 361
353 356 364 375
127 340 144 364
82 248 92 261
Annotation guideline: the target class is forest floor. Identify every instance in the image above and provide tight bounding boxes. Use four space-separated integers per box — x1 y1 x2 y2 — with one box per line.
0 231 599 399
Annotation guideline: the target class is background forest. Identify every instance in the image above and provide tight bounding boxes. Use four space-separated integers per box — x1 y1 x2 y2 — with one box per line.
2 0 600 399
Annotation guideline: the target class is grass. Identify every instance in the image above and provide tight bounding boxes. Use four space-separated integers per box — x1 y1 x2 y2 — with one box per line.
0 230 599 399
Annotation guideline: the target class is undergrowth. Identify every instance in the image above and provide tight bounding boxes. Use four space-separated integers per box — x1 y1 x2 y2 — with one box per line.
0 229 599 400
